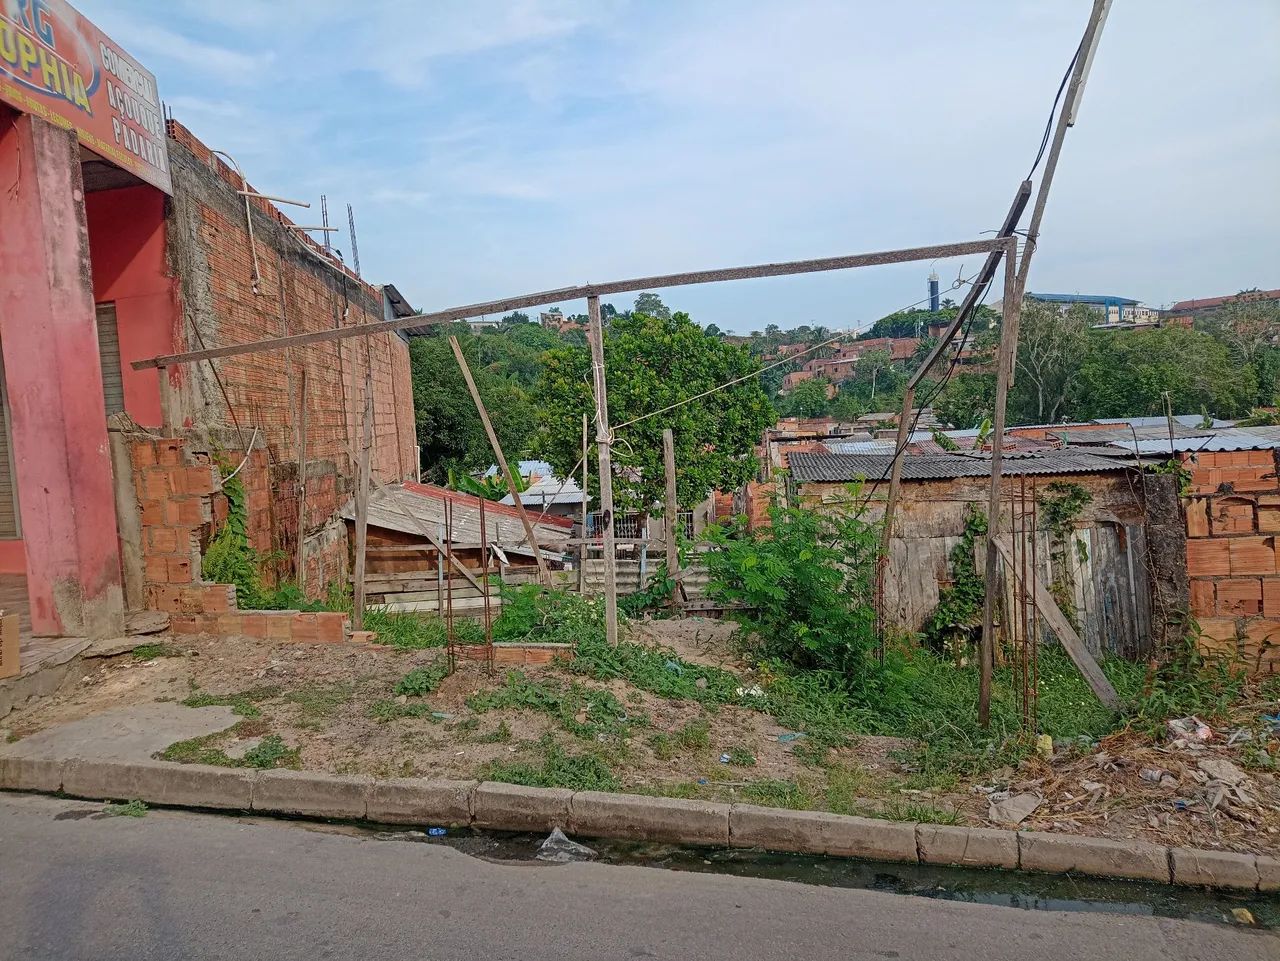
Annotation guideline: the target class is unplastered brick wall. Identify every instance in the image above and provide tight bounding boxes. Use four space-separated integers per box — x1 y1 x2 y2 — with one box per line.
1184 447 1280 673
162 119 416 594
131 434 349 643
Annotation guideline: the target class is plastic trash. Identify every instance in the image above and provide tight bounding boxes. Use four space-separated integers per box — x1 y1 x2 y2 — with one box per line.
427 827 448 837
777 732 806 743
1166 716 1213 742
719 753 731 764
535 827 597 864
1034 734 1053 759
664 659 683 674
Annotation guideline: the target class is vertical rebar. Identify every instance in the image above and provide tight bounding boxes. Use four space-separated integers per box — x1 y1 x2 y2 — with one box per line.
445 498 456 674
479 496 494 676
1030 477 1041 727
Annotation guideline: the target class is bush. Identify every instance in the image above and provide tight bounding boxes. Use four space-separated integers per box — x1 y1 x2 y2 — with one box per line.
704 500 878 682
493 584 608 646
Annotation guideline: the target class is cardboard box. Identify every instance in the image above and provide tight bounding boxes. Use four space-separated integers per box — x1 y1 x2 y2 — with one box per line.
0 611 18 679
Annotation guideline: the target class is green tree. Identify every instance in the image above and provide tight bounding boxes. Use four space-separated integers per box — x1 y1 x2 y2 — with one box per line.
633 292 670 320
538 311 772 511
779 378 830 418
1071 327 1256 420
1011 301 1095 423
934 372 996 428
704 323 724 337
410 328 536 482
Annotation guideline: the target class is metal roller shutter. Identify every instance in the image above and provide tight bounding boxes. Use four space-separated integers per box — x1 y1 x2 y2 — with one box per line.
96 303 125 416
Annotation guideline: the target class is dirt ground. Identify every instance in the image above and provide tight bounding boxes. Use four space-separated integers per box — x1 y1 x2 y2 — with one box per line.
5 618 1279 858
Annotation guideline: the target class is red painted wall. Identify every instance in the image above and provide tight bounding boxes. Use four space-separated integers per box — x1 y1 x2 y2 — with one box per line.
0 112 123 635
85 186 175 428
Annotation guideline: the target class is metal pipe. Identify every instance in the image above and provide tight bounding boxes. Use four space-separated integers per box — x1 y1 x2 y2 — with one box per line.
237 190 311 207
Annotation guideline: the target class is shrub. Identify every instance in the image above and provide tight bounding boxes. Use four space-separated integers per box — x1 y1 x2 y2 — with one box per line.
704 499 878 682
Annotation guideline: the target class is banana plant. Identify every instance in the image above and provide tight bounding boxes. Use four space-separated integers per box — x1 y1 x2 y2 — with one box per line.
447 461 530 501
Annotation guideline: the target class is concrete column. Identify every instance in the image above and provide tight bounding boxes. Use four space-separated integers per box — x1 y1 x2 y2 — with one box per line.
0 112 125 637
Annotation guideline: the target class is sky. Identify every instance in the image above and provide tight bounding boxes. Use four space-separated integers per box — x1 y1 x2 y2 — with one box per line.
81 0 1280 334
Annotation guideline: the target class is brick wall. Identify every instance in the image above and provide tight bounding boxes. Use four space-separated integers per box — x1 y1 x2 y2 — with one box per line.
158 120 417 595
131 434 350 643
1184 448 1280 673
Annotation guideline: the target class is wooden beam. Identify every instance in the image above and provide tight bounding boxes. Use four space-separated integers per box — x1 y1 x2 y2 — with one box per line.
352 363 374 631
994 536 1122 710
588 294 619 645
447 336 552 586
132 238 1010 371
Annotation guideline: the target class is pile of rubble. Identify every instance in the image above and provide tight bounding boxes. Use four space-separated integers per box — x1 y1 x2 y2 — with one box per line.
976 713 1280 853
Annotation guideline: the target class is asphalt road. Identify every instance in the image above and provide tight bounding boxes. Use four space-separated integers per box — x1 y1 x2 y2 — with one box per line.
0 793 1274 961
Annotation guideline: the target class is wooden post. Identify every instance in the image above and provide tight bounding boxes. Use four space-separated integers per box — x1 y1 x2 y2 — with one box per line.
875 384 915 648
295 368 308 590
588 295 619 645
979 0 1111 726
352 363 374 632
978 251 1020 726
663 427 682 610
447 335 552 586
578 412 589 594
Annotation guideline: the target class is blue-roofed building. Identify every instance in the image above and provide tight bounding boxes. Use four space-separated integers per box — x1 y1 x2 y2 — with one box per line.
1024 292 1158 327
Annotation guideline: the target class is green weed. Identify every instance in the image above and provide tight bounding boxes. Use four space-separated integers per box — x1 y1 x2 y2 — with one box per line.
742 778 813 810
284 683 355 729
132 643 182 661
878 799 962 825
240 735 300 769
394 660 450 697
674 716 710 751
467 671 641 741
724 746 757 767
364 609 483 649
482 736 618 791
182 686 281 719
157 731 298 769
569 635 745 706
103 799 148 818
475 720 512 744
367 700 445 723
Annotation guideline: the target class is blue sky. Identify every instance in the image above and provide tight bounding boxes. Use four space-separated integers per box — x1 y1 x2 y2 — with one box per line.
81 1 1279 333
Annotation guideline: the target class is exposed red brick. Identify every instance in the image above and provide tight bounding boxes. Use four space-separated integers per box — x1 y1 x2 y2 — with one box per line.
1264 579 1280 618
1185 498 1210 538
1259 507 1280 534
1229 536 1277 575
1216 578 1262 616
1189 579 1215 615
1211 498 1255 535
1186 539 1231 577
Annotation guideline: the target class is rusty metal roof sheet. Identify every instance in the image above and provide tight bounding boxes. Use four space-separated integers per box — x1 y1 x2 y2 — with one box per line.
789 449 1133 483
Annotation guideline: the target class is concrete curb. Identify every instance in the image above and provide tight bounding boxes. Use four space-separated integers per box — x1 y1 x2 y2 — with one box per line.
4 757 1276 893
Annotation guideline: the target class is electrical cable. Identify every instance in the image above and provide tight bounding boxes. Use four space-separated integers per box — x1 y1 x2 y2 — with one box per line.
1027 37 1084 180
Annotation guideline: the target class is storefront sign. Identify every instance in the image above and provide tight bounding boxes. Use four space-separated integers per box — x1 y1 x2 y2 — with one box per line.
0 0 171 193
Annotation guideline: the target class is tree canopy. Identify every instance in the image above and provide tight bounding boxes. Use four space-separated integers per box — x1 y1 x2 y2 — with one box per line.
538 310 772 511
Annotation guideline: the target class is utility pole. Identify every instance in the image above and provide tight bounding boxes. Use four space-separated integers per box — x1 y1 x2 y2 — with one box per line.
578 412 589 594
588 295 619 645
663 427 681 612
978 0 1111 726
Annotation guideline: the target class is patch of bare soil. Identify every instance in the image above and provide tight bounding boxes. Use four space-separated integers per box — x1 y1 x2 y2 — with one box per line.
7 627 1279 858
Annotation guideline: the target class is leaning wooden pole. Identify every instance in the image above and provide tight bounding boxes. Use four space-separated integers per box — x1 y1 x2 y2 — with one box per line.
662 427 682 611
978 0 1111 726
352 362 374 632
448 336 552 586
588 295 619 645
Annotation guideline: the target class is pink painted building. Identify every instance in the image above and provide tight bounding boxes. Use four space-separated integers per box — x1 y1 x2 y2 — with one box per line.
0 4 416 643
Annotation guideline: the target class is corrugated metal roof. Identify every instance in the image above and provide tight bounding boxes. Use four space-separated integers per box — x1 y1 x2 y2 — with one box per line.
1108 432 1280 455
1053 424 1212 445
789 449 1132 483
342 483 572 559
824 440 895 455
1092 415 1235 429
503 474 589 507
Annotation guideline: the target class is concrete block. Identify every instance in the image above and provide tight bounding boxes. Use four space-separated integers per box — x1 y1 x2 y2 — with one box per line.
1018 832 1170 883
0 754 65 792
252 769 369 819
1170 847 1259 890
366 778 475 827
1254 855 1279 893
569 791 729 846
472 781 571 832
62 759 252 810
917 824 1018 869
730 806 918 863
